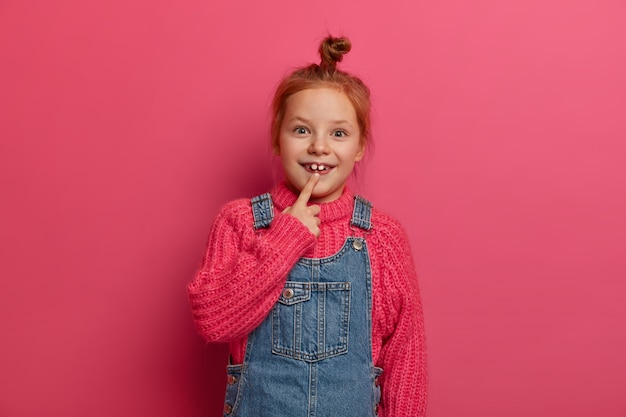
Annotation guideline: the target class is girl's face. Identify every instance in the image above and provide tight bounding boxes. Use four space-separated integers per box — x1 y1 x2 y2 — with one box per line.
277 87 365 203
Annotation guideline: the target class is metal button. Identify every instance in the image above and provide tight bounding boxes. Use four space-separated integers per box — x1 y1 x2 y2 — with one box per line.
352 239 363 251
227 374 237 385
224 403 233 414
282 288 294 299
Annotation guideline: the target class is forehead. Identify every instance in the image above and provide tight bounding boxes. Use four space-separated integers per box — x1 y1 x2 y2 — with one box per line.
283 88 357 121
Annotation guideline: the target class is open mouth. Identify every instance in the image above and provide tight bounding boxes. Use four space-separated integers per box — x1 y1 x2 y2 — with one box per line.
302 163 335 174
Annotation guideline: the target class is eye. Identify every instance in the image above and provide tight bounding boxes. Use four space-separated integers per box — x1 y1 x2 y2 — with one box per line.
332 130 347 138
294 126 309 135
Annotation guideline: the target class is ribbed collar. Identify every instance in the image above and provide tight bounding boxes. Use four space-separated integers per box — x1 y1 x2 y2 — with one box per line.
271 181 354 223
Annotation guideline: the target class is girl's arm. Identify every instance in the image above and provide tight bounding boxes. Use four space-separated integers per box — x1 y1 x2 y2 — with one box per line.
188 199 316 343
376 218 428 417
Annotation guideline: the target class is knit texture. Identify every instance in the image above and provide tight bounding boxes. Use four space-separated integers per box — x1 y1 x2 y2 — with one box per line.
188 182 427 417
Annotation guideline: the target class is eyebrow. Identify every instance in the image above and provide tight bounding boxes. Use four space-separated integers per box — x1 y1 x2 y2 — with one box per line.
288 116 353 126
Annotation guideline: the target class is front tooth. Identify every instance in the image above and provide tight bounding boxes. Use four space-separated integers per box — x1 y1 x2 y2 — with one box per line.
318 164 326 171
311 164 318 170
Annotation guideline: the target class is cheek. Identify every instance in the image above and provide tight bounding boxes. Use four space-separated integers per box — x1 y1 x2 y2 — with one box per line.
279 149 300 176
279 147 295 165
279 154 291 172
279 139 305 162
340 144 364 164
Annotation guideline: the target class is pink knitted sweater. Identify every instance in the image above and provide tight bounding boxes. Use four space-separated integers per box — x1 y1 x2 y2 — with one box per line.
188 182 427 416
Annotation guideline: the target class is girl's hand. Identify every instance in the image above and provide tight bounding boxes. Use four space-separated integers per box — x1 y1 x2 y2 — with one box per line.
282 174 321 237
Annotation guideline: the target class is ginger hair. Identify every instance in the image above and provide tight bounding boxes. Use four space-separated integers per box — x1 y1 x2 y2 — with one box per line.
271 35 371 154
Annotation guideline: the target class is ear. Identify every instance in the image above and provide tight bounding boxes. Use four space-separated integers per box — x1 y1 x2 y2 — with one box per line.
354 141 365 162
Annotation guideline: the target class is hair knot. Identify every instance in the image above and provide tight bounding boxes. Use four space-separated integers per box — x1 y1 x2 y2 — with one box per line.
319 36 352 71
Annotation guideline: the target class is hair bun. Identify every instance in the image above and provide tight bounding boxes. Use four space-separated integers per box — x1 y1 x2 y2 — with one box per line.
319 36 352 69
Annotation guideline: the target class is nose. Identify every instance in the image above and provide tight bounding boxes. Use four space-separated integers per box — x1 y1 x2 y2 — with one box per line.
308 134 330 155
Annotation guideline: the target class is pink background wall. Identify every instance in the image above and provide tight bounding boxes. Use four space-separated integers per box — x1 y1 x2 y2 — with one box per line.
1 1 625 416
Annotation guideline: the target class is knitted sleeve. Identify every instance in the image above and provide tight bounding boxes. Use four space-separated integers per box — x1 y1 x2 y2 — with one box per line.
375 215 428 417
188 199 316 343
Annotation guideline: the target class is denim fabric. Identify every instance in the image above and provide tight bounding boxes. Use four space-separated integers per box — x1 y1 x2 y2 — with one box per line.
351 195 373 231
251 193 274 230
223 195 382 417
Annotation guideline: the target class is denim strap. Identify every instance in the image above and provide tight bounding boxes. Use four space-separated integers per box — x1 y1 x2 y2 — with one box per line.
350 195 373 231
251 193 274 230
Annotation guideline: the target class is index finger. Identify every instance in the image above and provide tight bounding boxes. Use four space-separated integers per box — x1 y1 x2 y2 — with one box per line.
295 173 319 206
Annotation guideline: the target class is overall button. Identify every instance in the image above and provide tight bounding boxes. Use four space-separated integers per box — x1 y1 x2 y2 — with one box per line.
224 403 233 414
375 376 380 387
227 374 237 385
352 239 363 251
282 288 294 299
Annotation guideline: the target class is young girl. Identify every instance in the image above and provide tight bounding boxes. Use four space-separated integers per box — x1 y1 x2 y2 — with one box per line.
188 35 427 417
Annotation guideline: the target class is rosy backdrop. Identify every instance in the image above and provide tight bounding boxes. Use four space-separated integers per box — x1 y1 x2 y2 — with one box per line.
1 1 625 416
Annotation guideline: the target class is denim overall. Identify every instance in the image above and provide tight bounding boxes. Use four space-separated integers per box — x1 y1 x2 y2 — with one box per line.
222 193 382 417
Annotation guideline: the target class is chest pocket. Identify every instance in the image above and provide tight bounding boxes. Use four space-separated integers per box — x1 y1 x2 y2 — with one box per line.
271 281 351 362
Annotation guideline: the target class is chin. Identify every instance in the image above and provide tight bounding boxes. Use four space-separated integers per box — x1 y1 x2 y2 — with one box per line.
312 189 341 203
